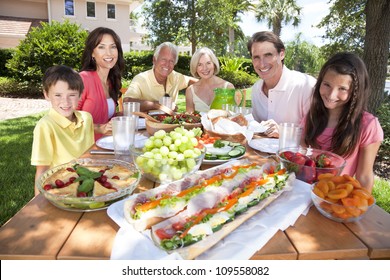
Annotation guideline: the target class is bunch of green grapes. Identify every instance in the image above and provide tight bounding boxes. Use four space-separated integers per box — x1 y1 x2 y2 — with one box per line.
135 127 204 182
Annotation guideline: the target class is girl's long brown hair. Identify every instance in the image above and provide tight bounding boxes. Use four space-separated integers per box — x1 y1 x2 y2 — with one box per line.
81 27 125 105
304 52 370 157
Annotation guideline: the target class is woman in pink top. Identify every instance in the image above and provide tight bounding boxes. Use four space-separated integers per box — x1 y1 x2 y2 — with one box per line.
303 52 383 193
77 27 125 140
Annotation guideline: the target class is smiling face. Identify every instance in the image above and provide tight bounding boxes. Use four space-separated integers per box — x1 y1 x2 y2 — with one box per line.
153 46 176 83
92 34 118 72
251 41 284 88
44 80 80 121
196 54 215 79
320 69 352 114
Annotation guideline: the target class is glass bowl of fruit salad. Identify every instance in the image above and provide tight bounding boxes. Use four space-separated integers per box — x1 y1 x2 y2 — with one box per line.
36 158 141 212
130 127 206 184
311 173 375 223
276 147 346 184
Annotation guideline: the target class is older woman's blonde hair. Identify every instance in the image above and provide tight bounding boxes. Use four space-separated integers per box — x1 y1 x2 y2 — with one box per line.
190 47 220 78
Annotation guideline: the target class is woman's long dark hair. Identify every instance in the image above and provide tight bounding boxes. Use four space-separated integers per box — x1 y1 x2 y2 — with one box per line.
304 52 370 157
81 27 125 105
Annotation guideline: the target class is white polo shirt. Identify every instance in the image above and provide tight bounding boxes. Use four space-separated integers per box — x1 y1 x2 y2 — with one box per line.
251 65 316 125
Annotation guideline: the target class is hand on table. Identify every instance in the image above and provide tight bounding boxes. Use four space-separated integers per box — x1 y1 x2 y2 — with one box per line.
95 120 112 135
260 119 279 138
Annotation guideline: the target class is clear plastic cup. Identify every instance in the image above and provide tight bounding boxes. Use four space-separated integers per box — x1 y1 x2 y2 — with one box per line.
123 102 140 116
112 116 137 158
159 96 173 109
123 102 140 131
278 123 302 149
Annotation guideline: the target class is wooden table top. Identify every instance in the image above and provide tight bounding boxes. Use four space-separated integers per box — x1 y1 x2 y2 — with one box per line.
1 137 389 260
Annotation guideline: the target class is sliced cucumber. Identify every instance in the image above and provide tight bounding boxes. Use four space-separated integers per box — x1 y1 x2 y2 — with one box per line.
229 142 242 147
217 155 231 160
205 141 246 161
220 140 230 146
234 145 246 151
247 199 260 207
235 206 248 215
228 149 243 158
212 224 223 232
205 153 218 160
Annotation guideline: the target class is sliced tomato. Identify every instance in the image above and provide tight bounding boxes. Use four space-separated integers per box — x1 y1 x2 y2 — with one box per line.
171 222 185 231
155 228 175 240
264 165 275 174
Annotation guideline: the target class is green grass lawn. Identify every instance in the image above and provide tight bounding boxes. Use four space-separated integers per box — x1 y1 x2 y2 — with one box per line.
0 112 46 226
0 94 389 226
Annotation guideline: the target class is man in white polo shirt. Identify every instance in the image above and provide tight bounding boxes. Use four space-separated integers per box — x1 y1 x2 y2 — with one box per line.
248 31 316 137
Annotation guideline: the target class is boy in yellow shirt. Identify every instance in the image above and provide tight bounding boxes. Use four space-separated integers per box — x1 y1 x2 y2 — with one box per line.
31 65 94 195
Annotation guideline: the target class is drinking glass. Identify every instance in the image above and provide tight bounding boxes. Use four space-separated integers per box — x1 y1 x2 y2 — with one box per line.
123 102 140 131
159 96 173 110
112 116 137 159
234 106 252 115
278 123 302 149
221 104 235 113
123 102 140 116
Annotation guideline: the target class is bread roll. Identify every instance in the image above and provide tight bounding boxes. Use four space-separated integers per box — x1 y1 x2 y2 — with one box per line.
207 109 229 119
229 114 248 126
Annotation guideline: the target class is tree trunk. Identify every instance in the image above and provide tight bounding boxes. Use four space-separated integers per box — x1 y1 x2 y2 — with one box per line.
228 27 235 55
363 0 390 114
273 19 282 37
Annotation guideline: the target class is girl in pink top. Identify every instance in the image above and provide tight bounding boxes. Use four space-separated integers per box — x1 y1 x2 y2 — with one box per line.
303 52 383 193
78 27 125 140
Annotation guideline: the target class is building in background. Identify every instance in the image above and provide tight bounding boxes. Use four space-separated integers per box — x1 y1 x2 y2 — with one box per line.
0 0 147 52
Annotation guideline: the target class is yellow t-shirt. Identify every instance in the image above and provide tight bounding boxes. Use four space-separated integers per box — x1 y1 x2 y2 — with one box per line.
31 108 94 168
124 69 190 102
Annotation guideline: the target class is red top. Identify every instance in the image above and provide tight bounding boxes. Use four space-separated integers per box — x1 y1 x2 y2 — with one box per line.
78 71 113 140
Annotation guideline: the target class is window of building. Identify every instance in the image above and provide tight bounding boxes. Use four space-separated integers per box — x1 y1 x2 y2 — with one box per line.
86 2 96 18
65 0 74 16
107 4 116 19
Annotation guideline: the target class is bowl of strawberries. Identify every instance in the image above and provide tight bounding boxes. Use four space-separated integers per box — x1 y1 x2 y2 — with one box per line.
276 147 346 184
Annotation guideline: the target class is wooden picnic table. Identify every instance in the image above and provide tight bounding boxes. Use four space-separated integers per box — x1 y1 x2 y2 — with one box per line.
1 135 389 260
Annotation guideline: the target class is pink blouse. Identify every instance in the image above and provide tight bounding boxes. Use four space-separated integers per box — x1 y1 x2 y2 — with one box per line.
78 71 114 140
313 112 383 176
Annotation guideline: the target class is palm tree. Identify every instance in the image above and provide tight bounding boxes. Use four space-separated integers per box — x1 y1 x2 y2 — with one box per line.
227 0 254 54
254 0 302 36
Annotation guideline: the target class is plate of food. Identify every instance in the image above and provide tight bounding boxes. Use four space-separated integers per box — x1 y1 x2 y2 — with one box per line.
107 159 294 259
248 138 279 154
37 158 141 212
203 140 246 164
96 133 148 150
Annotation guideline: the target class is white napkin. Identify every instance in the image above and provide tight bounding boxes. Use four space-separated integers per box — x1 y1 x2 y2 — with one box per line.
201 114 257 141
248 122 267 133
138 118 146 129
108 179 313 260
